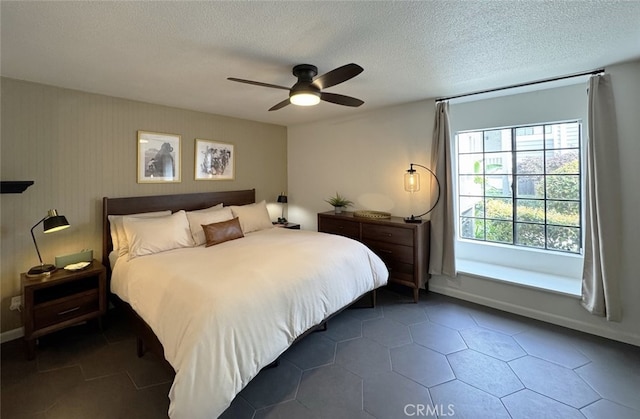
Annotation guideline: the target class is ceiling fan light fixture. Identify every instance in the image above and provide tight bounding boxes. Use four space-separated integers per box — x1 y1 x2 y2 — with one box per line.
290 91 321 106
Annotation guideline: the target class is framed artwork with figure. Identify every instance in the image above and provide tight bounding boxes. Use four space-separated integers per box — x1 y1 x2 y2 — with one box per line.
194 139 235 181
137 131 181 183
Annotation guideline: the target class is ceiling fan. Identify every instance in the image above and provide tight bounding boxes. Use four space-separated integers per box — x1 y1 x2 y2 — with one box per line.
228 63 364 111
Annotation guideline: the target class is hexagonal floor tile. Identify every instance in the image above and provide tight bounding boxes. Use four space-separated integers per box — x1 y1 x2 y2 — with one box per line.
514 329 591 368
324 311 363 342
253 400 319 419
362 317 412 348
237 359 301 409
424 304 477 330
220 395 255 419
447 349 523 397
470 308 531 335
391 343 454 387
344 305 384 322
430 379 510 418
576 360 640 410
502 389 584 419
281 333 336 370
335 337 391 378
296 365 363 412
581 399 640 419
383 303 428 325
510 356 600 408
410 321 467 354
460 327 526 361
364 371 432 419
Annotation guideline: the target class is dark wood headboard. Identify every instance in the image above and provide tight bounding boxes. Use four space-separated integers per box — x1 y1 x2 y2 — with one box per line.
102 189 256 270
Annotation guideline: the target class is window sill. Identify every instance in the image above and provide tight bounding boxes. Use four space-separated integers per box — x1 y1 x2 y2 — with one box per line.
456 259 582 297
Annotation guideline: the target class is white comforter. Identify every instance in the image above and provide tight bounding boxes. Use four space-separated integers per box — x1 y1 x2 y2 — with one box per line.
111 228 388 418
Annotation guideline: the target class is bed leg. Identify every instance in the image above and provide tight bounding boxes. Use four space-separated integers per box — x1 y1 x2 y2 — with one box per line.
136 336 145 357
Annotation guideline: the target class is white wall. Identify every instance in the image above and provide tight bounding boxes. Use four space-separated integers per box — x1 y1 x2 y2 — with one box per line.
288 100 437 230
289 60 640 346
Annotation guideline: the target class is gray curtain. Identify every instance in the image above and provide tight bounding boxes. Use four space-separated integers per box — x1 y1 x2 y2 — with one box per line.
581 74 622 321
429 101 456 276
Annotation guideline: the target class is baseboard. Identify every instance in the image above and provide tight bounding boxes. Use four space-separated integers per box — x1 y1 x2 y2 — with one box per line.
1 327 24 344
429 284 640 347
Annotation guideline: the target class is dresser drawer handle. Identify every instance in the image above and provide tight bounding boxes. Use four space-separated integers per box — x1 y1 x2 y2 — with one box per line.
379 249 393 254
385 233 392 237
58 306 81 316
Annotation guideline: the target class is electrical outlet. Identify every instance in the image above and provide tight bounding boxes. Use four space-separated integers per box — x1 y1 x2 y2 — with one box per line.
10 296 22 311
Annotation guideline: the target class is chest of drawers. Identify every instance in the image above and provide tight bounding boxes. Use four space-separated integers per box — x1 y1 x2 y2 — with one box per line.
318 211 430 302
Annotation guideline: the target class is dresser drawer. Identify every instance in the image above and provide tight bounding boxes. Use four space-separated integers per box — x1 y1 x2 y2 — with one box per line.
385 260 414 282
34 289 100 330
319 217 360 240
363 239 414 265
362 224 414 246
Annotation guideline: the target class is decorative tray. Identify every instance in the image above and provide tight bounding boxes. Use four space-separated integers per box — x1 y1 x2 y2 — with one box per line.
353 210 391 219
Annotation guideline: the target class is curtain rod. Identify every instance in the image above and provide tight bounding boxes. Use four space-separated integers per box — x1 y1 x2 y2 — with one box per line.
435 68 605 102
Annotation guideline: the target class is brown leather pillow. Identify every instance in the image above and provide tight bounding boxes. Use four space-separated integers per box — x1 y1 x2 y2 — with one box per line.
202 217 244 247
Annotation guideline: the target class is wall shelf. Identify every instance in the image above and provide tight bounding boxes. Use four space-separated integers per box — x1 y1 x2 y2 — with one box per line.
1 181 34 194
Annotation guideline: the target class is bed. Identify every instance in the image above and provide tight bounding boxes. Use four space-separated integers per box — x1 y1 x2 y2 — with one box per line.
102 189 388 418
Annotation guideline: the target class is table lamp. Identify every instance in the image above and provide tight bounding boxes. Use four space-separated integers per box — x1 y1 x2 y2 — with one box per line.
277 193 288 224
27 209 70 276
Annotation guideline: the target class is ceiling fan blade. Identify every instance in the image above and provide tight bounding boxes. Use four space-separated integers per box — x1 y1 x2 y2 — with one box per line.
227 77 291 91
320 92 364 107
312 63 363 90
268 98 291 111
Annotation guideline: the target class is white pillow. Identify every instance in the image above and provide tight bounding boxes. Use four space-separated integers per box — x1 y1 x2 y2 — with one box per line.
186 207 234 246
187 203 224 214
123 210 195 259
108 210 171 257
230 201 274 234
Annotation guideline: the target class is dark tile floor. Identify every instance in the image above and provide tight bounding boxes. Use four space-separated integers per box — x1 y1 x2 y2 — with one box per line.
2 288 639 418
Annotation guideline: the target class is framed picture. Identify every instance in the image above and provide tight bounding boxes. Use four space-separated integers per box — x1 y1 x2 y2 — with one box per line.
194 139 235 180
137 131 181 183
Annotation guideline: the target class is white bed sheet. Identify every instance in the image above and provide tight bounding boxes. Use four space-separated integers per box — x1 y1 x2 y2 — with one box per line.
111 228 388 418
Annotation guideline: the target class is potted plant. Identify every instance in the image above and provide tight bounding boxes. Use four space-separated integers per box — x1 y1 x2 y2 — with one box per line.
325 192 354 214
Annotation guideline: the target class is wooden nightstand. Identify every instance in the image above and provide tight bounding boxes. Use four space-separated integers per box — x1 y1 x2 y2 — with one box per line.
21 259 107 360
273 222 301 230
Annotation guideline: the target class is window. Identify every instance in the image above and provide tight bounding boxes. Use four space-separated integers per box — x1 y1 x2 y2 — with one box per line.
457 121 582 254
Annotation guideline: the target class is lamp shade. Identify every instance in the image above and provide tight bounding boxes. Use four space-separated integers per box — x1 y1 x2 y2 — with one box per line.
404 170 420 193
43 209 70 233
277 194 288 203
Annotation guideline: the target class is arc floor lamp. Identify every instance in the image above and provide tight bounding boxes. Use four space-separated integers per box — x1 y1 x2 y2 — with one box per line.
403 163 441 223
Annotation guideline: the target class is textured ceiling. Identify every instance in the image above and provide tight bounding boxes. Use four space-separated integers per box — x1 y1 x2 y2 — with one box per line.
2 1 639 127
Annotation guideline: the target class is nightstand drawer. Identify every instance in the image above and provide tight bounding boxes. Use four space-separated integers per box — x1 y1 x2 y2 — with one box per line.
362 224 413 246
363 240 414 264
319 218 360 239
33 289 99 330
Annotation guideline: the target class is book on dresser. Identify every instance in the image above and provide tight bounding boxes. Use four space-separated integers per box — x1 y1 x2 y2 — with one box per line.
317 211 430 302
